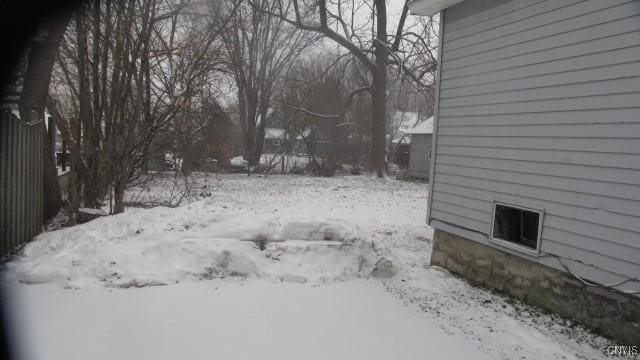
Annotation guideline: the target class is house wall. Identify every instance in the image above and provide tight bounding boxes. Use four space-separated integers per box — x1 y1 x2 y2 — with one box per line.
429 0 640 295
408 134 432 178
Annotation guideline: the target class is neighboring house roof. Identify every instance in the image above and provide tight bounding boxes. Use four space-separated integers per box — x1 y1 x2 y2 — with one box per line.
264 127 285 139
393 111 422 129
407 117 434 135
392 111 431 143
408 0 465 16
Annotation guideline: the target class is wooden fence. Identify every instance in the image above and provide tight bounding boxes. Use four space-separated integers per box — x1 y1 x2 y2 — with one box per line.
0 109 43 258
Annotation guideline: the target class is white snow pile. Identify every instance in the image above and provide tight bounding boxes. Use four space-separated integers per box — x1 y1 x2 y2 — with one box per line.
6 174 429 289
229 156 247 167
6 202 382 288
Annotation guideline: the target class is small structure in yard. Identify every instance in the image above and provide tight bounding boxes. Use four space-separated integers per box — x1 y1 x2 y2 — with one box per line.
406 117 433 179
410 0 640 343
263 127 285 154
389 111 430 168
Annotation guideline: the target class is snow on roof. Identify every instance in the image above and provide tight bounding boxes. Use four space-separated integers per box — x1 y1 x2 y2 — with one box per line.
393 111 422 129
407 117 434 135
392 112 432 142
393 112 416 143
264 127 285 139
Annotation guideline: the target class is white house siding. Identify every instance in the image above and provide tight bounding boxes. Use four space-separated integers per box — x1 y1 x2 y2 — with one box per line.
429 0 640 294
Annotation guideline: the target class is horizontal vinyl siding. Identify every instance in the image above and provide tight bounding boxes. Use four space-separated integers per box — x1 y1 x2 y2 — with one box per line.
443 13 640 70
440 75 640 107
442 60 640 97
437 147 640 171
444 0 639 60
437 137 640 155
431 0 640 293
436 154 640 186
442 31 640 82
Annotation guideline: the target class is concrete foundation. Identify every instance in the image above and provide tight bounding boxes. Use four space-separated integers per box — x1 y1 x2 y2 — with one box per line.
431 229 640 344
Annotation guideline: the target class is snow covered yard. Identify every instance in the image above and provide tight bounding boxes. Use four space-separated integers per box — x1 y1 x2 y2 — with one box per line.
2 174 610 359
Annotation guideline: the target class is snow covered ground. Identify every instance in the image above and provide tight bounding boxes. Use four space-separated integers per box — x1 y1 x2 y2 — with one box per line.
5 280 491 360
2 174 610 359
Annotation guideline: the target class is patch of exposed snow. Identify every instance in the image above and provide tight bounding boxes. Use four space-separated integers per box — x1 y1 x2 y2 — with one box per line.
77 208 107 216
264 127 285 139
406 117 433 134
56 166 70 176
229 156 247 167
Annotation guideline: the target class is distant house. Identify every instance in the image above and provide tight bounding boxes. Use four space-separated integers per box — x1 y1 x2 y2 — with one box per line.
263 127 285 154
407 117 433 179
390 111 430 167
409 0 640 343
261 110 284 155
261 111 308 156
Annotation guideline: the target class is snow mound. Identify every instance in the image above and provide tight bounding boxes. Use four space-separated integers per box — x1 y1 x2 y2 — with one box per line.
5 202 380 288
230 156 247 167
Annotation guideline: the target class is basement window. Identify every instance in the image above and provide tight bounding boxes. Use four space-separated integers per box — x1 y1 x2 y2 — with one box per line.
491 202 543 254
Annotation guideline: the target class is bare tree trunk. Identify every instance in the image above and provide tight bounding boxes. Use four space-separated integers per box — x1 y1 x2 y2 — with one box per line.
254 106 268 165
253 0 388 177
90 0 103 202
371 0 387 177
224 0 310 170
113 180 126 214
113 161 129 214
243 90 259 165
18 10 71 221
76 8 98 208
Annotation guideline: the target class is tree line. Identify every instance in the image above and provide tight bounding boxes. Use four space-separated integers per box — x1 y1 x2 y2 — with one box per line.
4 0 437 219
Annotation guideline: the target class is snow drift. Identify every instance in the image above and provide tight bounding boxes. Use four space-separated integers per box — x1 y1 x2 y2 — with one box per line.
5 201 382 288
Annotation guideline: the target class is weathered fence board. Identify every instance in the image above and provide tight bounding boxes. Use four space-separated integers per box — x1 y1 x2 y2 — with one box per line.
0 110 43 258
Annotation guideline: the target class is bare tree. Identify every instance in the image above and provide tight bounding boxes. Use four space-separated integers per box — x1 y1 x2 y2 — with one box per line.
220 0 315 167
159 85 234 174
49 0 231 213
275 55 371 176
250 0 438 177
